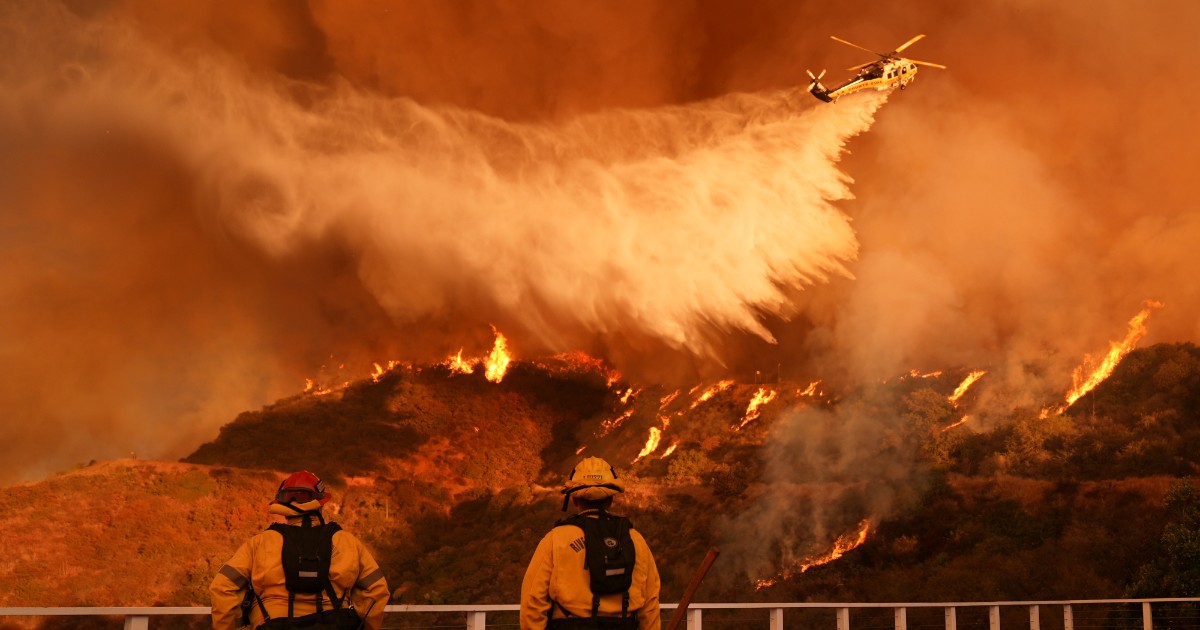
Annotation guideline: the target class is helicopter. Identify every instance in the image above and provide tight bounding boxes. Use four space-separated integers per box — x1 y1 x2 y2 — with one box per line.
807 34 945 103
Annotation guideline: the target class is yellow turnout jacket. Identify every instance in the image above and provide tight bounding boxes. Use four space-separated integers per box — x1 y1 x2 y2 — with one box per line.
520 510 661 630
210 508 388 630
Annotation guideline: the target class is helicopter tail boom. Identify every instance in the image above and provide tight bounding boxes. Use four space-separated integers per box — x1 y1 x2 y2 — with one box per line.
806 69 832 102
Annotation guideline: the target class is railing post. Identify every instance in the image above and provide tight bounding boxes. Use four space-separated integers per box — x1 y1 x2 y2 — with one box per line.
990 605 1000 630
1064 605 1073 630
838 607 851 630
945 606 957 630
123 616 148 630
770 608 784 630
466 610 485 630
1142 601 1153 630
687 607 702 629
1030 604 1040 630
896 607 908 630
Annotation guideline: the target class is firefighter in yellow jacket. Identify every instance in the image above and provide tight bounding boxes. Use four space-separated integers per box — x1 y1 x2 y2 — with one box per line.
210 471 389 630
520 457 661 630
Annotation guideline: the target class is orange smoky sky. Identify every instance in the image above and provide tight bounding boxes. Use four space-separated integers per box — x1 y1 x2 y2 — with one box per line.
2 0 1199 482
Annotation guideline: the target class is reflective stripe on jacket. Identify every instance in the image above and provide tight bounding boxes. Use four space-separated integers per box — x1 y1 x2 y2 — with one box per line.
519 513 661 630
210 518 388 630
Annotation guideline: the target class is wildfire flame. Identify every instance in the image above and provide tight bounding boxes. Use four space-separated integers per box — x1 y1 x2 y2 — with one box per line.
941 415 971 432
597 407 636 438
736 387 777 430
1064 300 1163 407
660 441 679 458
620 388 639 405
445 349 476 375
948 370 986 406
371 360 402 383
798 380 821 397
484 329 511 383
689 380 734 410
634 427 662 462
755 519 872 589
905 369 943 379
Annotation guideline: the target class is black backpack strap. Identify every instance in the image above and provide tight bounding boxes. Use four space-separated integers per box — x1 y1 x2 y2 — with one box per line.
550 597 576 619
245 585 271 623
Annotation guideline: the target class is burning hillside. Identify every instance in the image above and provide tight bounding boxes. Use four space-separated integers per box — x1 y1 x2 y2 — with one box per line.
3 341 1200 611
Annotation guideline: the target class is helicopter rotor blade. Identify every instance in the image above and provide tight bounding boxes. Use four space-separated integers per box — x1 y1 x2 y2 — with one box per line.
907 58 947 69
890 34 926 56
846 61 876 72
830 35 885 57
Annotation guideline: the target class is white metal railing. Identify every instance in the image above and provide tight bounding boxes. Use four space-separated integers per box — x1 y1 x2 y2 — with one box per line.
2 599 1198 629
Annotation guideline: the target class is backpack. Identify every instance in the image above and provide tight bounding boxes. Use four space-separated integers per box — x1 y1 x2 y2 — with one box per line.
551 511 637 625
243 521 364 630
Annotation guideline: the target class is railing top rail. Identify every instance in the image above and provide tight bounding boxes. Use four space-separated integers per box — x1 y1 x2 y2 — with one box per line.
2 598 1199 616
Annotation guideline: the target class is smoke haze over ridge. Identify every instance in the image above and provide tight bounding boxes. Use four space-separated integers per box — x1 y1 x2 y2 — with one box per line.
2 0 1200 498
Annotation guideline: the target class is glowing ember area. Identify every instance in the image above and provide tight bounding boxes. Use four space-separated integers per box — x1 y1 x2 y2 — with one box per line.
689 380 734 410
484 330 512 383
941 415 971 432
371 360 402 383
906 369 943 379
633 427 663 462
620 388 640 405
445 349 476 375
545 351 622 386
736 388 777 430
302 374 344 397
660 442 679 458
798 380 821 397
948 370 987 406
755 519 872 589
596 407 636 438
1065 300 1164 406
575 445 587 455
659 390 681 410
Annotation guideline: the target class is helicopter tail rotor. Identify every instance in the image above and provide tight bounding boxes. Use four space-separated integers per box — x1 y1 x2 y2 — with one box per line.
806 68 827 91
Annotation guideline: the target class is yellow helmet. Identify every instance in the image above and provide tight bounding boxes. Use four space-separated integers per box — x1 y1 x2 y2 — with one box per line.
561 456 624 510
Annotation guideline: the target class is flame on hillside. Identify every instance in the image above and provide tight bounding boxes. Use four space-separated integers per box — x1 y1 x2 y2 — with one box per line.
798 380 821 397
597 407 636 438
754 519 872 589
905 369 943 380
736 388 777 430
371 360 402 383
620 388 639 405
1064 300 1163 407
941 415 971 432
536 351 623 386
484 329 511 383
634 427 662 462
445 349 476 375
441 328 512 382
690 380 734 410
660 441 679 458
948 370 986 406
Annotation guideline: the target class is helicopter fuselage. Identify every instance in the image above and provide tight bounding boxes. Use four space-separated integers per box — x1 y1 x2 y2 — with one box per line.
810 59 920 102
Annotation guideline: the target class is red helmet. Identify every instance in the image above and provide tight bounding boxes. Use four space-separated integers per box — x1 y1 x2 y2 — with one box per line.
272 471 330 506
